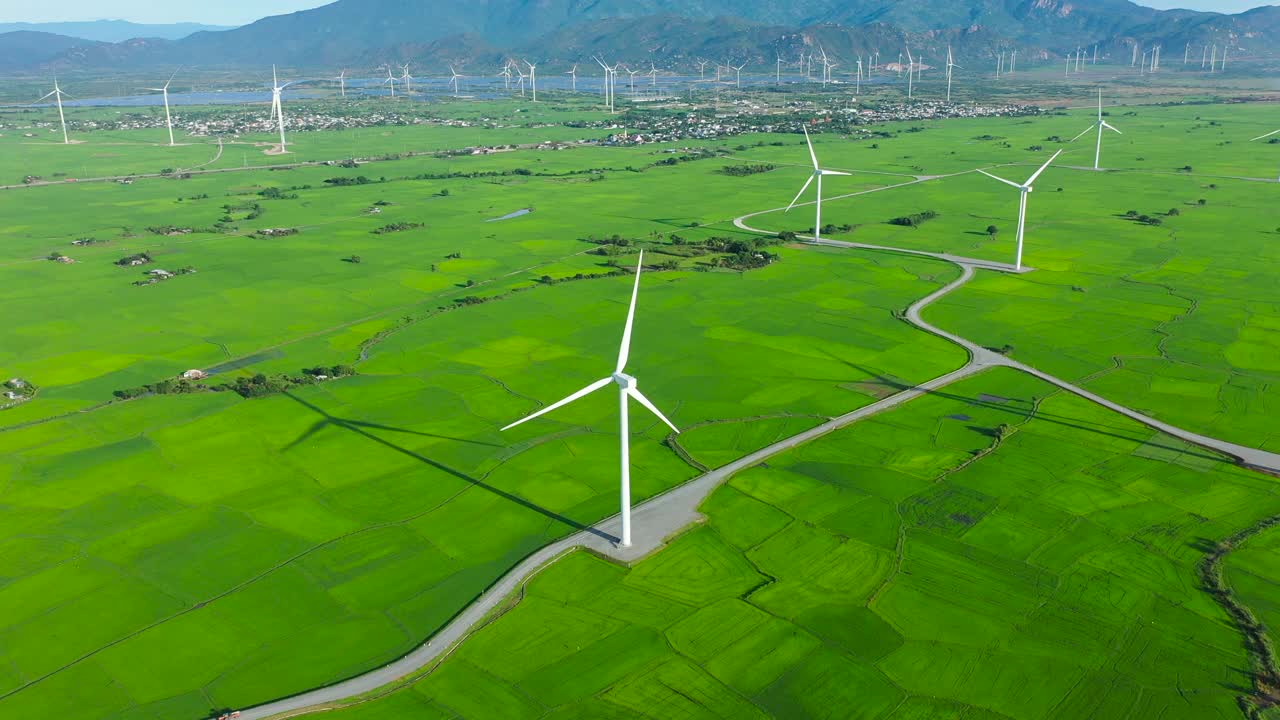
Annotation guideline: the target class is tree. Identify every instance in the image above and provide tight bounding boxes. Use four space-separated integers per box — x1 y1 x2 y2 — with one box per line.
1167 208 1180 216
348 255 362 264
986 225 999 239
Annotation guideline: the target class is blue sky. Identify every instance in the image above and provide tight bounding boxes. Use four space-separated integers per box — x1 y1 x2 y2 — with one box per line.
2 0 1275 25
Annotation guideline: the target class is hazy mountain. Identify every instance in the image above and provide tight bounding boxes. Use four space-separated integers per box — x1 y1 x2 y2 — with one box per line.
6 0 1278 71
0 31 102 68
0 20 234 43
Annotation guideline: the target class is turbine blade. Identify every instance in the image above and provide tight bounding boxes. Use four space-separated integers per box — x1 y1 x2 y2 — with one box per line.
34 90 57 103
977 169 1023 190
1103 122 1122 135
820 169 851 176
1070 125 1094 142
786 175 815 212
1023 149 1063 186
501 377 613 431
627 387 680 434
615 249 644 374
1252 129 1280 141
803 126 819 170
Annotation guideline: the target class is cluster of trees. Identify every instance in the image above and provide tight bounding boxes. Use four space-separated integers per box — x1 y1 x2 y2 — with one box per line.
444 252 462 259
1123 210 1164 226
819 223 854 235
145 225 195 235
719 164 777 177
323 176 376 187
115 252 152 266
258 187 299 200
453 295 493 306
888 211 940 228
372 222 424 234
219 202 263 223
71 237 107 246
708 250 778 271
114 366 355 401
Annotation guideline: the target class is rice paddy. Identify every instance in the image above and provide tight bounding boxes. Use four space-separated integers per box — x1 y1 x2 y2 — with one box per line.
0 94 1277 719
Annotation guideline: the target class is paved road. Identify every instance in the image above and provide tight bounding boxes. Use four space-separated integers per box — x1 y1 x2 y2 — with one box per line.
236 239 994 720
233 161 1280 718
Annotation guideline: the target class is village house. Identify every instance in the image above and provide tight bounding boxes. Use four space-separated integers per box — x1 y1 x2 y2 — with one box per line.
181 369 207 380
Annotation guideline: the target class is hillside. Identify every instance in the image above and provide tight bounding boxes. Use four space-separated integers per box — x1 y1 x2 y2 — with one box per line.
0 20 233 42
6 0 1278 71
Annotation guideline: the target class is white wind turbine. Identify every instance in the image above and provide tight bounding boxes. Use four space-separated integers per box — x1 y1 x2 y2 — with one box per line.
977 149 1063 271
776 54 783 85
697 59 709 81
946 46 961 102
400 63 414 93
268 65 298 152
1070 89 1122 170
334 69 347 97
449 65 464 97
785 126 850 243
1251 128 1280 182
732 63 745 89
142 68 180 146
566 64 577 91
382 66 396 97
625 66 639 97
904 46 915 99
525 60 538 101
35 76 72 145
500 63 512 90
648 63 657 88
501 250 678 549
855 56 863 94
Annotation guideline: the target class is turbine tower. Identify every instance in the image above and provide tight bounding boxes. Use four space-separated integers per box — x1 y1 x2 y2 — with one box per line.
732 63 745 89
449 65 464 97
784 126 850 244
566 64 577 91
269 65 293 152
1070 89 1122 171
35 77 72 145
525 60 538 101
142 68 180 146
382 66 396 97
400 63 414 94
335 69 347 97
501 250 679 549
977 150 1063 271
946 46 961 102
905 47 915 99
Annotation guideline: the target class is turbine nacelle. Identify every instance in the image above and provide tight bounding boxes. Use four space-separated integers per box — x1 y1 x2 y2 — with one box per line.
612 372 637 390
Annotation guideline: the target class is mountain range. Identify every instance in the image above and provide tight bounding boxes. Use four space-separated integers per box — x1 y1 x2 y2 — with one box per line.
0 20 233 43
2 0 1276 72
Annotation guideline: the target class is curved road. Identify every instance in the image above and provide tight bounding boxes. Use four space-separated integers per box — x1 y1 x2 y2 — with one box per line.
232 165 1280 719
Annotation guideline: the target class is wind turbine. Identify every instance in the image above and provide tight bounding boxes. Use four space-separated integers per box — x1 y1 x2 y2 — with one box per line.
1010 48 1017 73
732 63 745 89
400 63 414 93
946 46 960 102
449 65 464 97
1070 89 1121 170
697 59 709 81
35 76 72 145
784 126 850 244
142 68 180 146
625 66 639 97
904 47 915 99
501 250 678 549
1251 128 1280 182
855 56 863 94
977 150 1062 271
593 57 615 112
648 63 658 88
334 69 347 98
776 55 783 85
525 60 538 101
566 64 578 91
382 66 396 97
268 65 297 152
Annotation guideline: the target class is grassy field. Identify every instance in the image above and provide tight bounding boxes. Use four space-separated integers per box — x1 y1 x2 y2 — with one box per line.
0 94 1277 720
740 103 1280 450
307 367 1278 720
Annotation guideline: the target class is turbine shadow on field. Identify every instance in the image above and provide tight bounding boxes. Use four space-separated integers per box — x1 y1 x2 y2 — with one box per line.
281 392 617 543
828 354 1228 465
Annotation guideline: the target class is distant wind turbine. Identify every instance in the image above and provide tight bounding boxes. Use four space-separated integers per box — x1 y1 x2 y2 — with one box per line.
785 126 850 244
525 60 538 101
566 64 577 91
732 62 745 89
400 63 414 93
905 47 915 98
977 150 1063 271
268 65 296 152
648 63 658 87
142 67 181 146
946 46 960 102
382 66 396 97
334 69 347 97
449 65 464 97
501 250 679 549
34 76 72 145
1070 89 1121 170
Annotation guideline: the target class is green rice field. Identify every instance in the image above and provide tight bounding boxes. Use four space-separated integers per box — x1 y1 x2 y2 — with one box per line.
309 367 1279 720
0 93 1277 719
